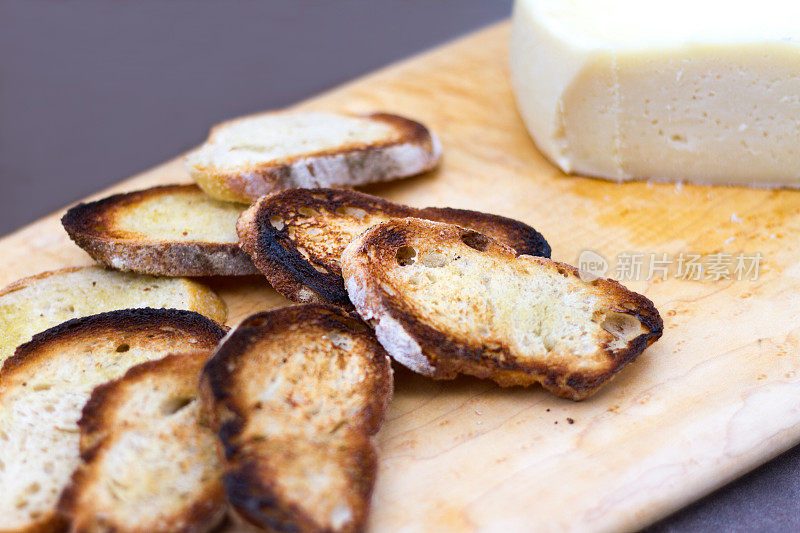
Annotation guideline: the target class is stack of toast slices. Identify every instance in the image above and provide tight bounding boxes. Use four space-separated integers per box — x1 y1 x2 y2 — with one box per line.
1 109 662 532
0 309 227 533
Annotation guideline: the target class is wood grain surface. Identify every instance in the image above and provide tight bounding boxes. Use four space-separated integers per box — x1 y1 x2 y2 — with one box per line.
3 22 800 532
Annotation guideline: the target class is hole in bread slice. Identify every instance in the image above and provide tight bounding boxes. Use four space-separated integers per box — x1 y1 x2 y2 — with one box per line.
160 396 195 416
601 312 646 350
396 246 417 266
269 215 285 230
460 230 490 252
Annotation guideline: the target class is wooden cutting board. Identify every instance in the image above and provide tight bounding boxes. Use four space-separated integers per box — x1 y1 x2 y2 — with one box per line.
4 21 800 532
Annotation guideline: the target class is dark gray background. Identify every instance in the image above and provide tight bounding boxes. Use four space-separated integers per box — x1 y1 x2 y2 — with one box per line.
2 1 798 531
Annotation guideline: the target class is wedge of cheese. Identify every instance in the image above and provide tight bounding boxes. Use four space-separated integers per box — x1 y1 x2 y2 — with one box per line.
510 0 800 187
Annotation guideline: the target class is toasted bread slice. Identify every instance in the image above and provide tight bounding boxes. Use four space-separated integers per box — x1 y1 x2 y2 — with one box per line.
185 111 441 203
200 305 392 533
342 218 663 400
59 350 226 533
62 184 257 277
237 188 551 306
0 266 226 367
0 309 226 533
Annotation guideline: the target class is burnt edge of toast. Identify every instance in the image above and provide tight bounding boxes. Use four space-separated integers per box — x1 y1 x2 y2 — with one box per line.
198 112 441 203
59 351 226 533
61 184 257 277
346 219 663 400
1 308 227 376
224 462 313 533
239 187 551 306
200 304 392 532
223 443 378 533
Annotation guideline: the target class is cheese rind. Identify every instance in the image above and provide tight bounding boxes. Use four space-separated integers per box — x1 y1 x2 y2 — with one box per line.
511 0 800 187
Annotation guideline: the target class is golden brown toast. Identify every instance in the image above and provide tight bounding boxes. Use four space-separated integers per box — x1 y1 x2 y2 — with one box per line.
62 184 257 276
0 309 226 533
185 111 441 203
200 304 393 533
59 351 226 533
0 266 226 368
237 188 551 306
341 218 663 400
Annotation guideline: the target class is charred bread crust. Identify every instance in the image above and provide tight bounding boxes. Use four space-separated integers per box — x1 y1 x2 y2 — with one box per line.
58 351 226 533
418 206 551 258
190 112 442 203
60 484 225 533
200 304 392 533
9 516 68 533
236 202 351 306
223 458 312 532
2 308 226 376
62 185 257 277
223 437 377 533
237 187 551 306
342 218 663 401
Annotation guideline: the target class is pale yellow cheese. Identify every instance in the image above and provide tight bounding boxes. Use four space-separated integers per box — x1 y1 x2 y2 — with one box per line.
510 0 800 186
